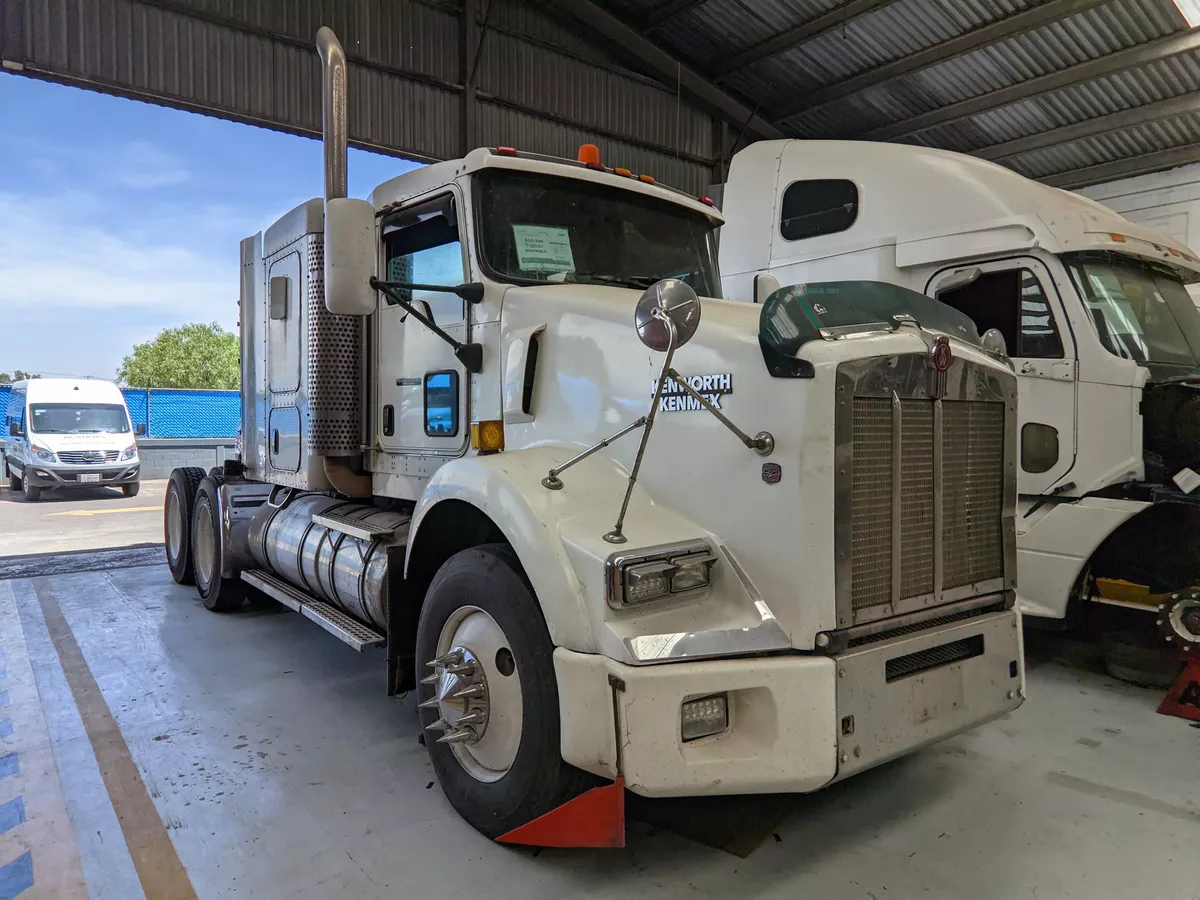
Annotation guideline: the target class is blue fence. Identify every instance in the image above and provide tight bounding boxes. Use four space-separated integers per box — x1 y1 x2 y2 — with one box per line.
0 385 239 439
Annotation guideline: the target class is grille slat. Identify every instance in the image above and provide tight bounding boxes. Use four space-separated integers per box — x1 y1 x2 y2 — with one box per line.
58 450 119 464
850 393 1005 621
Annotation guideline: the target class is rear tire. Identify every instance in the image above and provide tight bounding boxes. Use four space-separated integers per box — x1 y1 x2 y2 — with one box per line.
165 467 205 585
8 472 20 492
122 482 141 498
23 482 41 502
416 543 594 840
191 476 246 612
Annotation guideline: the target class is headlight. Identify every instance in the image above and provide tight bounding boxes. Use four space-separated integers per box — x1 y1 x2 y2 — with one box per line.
607 540 718 608
120 445 138 461
31 444 57 463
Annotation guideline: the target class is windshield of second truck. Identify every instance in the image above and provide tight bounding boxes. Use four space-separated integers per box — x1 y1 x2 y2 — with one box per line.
474 169 720 296
30 403 130 434
1064 252 1200 369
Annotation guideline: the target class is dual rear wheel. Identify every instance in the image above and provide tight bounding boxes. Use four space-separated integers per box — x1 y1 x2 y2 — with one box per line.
164 468 244 611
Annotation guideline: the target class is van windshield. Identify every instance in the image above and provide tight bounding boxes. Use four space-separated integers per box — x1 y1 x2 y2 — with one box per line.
1063 252 1200 370
30 404 130 434
474 169 720 297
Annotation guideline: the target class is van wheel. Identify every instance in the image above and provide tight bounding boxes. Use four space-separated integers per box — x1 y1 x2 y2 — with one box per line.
23 482 41 502
191 476 245 612
165 468 205 585
122 482 140 498
416 544 594 840
8 471 20 492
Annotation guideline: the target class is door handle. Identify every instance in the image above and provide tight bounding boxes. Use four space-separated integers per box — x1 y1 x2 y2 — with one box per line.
1019 362 1035 375
272 429 280 454
382 405 395 437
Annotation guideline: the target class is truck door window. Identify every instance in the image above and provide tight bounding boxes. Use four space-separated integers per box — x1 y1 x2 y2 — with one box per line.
779 180 858 241
938 269 1063 358
382 196 465 325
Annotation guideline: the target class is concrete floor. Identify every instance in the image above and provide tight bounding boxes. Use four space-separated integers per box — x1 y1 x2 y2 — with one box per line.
0 558 1195 899
0 480 166 557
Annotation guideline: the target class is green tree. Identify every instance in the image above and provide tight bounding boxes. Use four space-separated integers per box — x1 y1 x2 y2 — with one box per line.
117 323 240 389
0 371 39 383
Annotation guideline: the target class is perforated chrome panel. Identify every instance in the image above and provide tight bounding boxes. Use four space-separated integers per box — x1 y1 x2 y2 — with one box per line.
305 234 362 456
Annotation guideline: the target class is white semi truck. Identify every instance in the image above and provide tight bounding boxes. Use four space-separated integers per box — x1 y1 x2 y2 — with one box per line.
719 139 1200 628
164 29 1024 846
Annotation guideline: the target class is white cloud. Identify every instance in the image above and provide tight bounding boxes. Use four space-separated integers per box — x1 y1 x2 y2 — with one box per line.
0 190 236 320
115 140 190 189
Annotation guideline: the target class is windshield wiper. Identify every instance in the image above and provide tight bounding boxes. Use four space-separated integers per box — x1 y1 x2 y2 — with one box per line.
555 272 661 290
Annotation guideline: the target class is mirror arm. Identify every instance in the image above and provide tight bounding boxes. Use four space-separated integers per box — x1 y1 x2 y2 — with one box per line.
665 368 774 456
375 278 484 304
541 416 647 490
370 277 483 374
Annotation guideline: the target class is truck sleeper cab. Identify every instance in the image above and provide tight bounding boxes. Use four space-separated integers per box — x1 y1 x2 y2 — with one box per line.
719 139 1200 625
4 378 142 501
164 28 1024 848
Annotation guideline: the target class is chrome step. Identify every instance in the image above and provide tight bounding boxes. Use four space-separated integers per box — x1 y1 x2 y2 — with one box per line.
240 569 386 652
311 512 397 542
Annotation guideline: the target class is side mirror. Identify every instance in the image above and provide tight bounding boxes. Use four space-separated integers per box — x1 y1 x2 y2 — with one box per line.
135 423 147 436
7 422 20 437
980 328 1009 361
324 197 377 316
936 266 982 296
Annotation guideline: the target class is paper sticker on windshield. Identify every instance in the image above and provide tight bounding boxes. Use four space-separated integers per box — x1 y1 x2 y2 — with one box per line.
512 225 575 274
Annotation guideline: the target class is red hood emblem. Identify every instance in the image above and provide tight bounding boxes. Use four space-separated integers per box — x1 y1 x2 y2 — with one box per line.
931 336 953 373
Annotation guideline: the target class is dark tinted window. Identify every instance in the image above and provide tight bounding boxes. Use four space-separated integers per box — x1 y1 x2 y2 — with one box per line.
780 180 858 241
938 269 1064 359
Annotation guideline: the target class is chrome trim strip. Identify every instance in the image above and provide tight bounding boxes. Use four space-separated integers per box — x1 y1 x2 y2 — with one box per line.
890 390 902 609
824 591 1013 648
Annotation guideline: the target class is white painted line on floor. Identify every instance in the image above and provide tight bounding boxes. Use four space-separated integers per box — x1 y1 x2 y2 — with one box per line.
9 579 145 900
49 508 158 518
0 579 87 899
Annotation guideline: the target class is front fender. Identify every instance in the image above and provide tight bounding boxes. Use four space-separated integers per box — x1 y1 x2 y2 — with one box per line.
408 446 774 663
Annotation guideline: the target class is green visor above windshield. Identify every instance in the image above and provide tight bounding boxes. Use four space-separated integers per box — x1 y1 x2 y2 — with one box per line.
759 281 981 378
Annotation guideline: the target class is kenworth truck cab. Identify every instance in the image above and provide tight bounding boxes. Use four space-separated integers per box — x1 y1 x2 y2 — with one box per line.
164 30 1024 847
719 139 1200 627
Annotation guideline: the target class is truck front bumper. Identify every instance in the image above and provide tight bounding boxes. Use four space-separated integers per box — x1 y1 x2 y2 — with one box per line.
554 610 1024 797
23 464 140 488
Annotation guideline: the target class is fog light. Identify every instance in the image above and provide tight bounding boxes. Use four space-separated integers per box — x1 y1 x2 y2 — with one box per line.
680 693 728 742
624 561 673 604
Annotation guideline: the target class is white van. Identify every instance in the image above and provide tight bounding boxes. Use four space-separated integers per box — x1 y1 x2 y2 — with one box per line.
3 379 144 501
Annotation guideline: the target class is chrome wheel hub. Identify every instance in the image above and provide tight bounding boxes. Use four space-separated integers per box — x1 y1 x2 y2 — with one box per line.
422 607 522 783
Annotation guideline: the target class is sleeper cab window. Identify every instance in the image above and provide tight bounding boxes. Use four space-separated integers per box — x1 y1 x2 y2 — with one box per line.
779 179 859 241
424 371 459 437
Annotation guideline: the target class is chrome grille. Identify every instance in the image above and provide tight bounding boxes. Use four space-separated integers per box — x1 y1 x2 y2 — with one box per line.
850 398 893 612
847 390 1007 622
58 450 119 464
942 401 1005 590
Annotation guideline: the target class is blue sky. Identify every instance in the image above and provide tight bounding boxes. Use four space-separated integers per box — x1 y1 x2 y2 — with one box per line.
0 75 419 379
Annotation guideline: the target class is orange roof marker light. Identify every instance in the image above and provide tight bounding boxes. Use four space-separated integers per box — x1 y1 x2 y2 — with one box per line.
578 144 604 170
494 146 518 156
1110 233 1126 243
638 174 656 185
614 167 632 178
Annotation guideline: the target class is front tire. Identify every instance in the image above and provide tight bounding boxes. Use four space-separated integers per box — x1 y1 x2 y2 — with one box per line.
122 482 141 498
165 467 205 585
8 471 21 492
191 476 245 612
23 481 41 502
416 544 593 839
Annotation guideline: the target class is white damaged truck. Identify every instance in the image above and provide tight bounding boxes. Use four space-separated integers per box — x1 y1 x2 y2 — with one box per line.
719 139 1200 635
164 29 1024 846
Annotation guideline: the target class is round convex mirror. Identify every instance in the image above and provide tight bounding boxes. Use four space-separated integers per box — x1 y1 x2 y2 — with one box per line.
980 328 1009 358
635 278 701 352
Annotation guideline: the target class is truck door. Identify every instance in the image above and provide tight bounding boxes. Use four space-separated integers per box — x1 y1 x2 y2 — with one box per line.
930 257 1077 495
376 191 470 456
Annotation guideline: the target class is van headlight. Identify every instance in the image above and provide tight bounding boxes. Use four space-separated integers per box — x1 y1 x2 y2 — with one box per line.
120 445 138 461
607 540 718 608
31 444 57 463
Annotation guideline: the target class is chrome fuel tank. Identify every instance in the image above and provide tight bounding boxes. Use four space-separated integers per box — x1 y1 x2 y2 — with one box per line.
248 492 410 630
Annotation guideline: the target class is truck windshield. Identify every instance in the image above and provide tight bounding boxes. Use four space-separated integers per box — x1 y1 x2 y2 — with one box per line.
1063 252 1200 369
760 281 981 359
30 404 130 434
473 169 720 297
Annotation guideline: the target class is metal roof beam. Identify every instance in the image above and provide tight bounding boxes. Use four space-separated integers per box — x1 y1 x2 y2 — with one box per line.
554 0 785 140
770 0 1102 122
711 0 896 77
1043 144 1200 189
977 91 1200 161
642 0 710 30
861 27 1200 142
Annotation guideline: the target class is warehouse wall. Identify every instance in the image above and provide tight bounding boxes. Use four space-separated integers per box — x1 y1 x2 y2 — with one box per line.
138 438 238 479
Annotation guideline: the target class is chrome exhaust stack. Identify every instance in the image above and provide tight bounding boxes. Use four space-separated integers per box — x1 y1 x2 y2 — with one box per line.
316 26 348 203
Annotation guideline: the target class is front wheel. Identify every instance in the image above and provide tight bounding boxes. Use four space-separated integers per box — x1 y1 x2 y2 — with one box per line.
416 544 593 839
122 482 141 498
191 476 245 612
23 482 41 502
